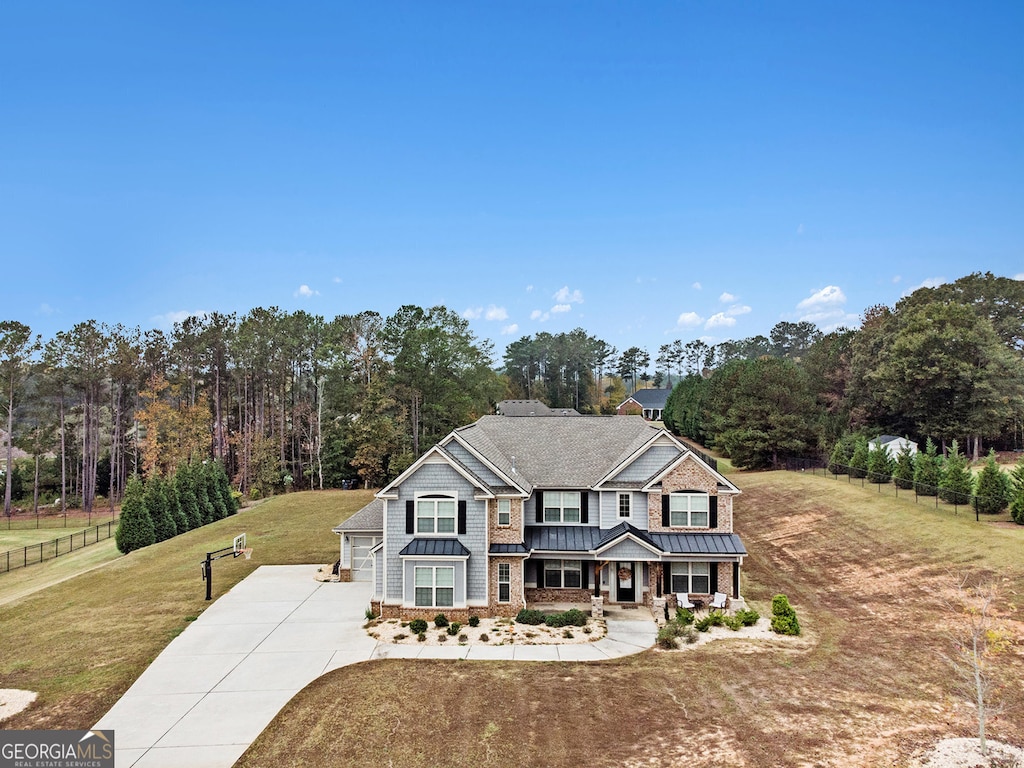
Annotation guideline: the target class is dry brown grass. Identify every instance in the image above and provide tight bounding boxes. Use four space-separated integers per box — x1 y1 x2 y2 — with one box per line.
237 471 1024 768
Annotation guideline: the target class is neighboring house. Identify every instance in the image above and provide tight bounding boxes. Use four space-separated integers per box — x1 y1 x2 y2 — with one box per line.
871 435 918 460
496 400 580 417
334 415 746 620
616 388 671 421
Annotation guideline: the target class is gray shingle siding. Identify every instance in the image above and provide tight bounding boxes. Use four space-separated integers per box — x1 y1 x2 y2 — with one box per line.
443 442 505 487
611 445 680 483
599 539 659 561
402 559 467 605
599 490 648 530
385 463 488 603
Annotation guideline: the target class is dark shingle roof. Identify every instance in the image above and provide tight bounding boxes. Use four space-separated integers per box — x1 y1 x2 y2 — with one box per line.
398 539 472 557
619 388 671 410
333 498 384 532
457 415 658 489
496 400 580 417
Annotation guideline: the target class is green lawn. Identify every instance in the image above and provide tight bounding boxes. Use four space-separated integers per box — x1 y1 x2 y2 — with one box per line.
0 523 118 551
0 489 372 730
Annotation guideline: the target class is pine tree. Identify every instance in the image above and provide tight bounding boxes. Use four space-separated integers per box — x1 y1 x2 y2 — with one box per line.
939 440 974 505
892 443 916 490
165 474 188 533
213 460 237 516
205 462 228 521
849 435 869 479
144 475 176 542
866 443 894 484
176 463 202 530
828 435 856 475
115 475 155 554
1009 457 1024 525
973 450 1010 515
914 438 942 496
194 462 215 525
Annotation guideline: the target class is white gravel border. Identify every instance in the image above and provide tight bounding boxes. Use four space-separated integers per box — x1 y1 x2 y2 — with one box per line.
916 737 1023 767
0 689 37 722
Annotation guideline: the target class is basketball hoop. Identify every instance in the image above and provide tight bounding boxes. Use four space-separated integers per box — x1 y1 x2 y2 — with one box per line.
241 548 253 560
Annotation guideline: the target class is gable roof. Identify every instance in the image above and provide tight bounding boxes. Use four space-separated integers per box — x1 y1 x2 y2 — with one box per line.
456 415 659 489
377 443 497 498
618 388 671 410
496 400 580 417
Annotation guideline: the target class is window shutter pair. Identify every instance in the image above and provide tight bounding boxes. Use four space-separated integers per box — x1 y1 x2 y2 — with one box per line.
404 499 467 534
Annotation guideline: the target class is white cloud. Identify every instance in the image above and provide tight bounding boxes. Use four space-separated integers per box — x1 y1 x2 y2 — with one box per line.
726 304 752 316
551 304 572 314
676 311 704 328
719 292 736 303
892 275 902 284
1015 273 1024 281
705 313 736 330
333 276 342 284
692 282 702 290
797 285 846 309
485 305 508 321
553 286 584 304
797 223 805 235
799 309 860 332
38 303 55 315
151 310 208 330
530 309 544 321
526 285 534 292
901 276 947 297
463 307 483 320
294 284 319 298
501 323 519 335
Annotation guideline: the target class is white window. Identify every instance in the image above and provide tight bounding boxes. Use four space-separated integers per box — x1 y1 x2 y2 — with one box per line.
543 559 582 589
669 562 711 594
669 493 709 527
618 493 631 518
497 499 511 527
414 566 455 607
416 495 456 535
498 562 511 602
543 492 581 523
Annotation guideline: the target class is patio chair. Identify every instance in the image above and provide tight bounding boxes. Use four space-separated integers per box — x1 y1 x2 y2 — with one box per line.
709 592 728 611
675 593 695 610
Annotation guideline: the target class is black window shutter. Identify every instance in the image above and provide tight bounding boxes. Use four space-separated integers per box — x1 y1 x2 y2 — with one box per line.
405 500 414 534
709 563 718 594
458 500 467 535
580 492 589 524
581 563 589 589
732 563 740 598
535 491 544 523
661 494 670 527
709 496 718 528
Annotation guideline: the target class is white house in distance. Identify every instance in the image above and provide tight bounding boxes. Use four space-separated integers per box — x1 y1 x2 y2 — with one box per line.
871 435 918 460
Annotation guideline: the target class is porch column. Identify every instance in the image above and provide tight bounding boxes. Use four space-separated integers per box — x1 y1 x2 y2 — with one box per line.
593 563 601 597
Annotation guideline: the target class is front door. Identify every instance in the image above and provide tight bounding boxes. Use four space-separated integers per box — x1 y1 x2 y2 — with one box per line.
616 562 635 602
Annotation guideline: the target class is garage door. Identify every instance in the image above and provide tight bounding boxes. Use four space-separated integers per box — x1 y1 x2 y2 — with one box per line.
350 536 380 581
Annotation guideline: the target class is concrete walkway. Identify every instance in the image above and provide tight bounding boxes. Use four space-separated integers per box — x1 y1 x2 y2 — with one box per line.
95 565 656 768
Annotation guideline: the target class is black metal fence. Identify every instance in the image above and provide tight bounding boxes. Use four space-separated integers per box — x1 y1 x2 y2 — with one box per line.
0 519 119 575
783 457 1002 521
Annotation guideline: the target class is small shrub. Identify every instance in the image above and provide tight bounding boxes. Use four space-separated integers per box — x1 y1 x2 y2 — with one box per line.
708 612 724 627
562 629 574 639
681 626 698 644
417 632 426 642
657 624 680 649
582 626 592 634
434 613 449 628
364 608 375 620
770 594 801 636
515 608 545 625
409 618 428 634
544 608 588 628
447 622 462 636
394 633 407 641
694 616 713 632
734 608 760 627
675 607 695 625
438 632 448 642
479 633 489 642
723 615 743 631
468 615 480 627
458 633 468 643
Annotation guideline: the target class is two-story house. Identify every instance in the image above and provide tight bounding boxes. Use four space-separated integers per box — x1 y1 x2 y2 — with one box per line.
333 414 746 620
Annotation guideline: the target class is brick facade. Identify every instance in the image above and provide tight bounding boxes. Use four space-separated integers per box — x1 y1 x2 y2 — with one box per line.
647 456 734 534
488 498 524 544
525 587 594 604
488 557 526 613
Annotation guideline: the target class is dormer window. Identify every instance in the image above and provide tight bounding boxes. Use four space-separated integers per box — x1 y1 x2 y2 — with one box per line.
669 492 709 527
416 494 456 534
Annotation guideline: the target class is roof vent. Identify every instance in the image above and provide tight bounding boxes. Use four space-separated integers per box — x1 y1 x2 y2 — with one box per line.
511 456 517 474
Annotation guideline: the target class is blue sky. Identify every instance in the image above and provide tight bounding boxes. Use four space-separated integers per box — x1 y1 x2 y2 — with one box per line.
1 1 1021 362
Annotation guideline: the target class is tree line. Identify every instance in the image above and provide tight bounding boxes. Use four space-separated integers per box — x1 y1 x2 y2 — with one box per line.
1 272 1021 511
663 272 1024 478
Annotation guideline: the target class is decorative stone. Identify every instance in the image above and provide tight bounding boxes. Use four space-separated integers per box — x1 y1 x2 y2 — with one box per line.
591 595 604 619
652 596 667 626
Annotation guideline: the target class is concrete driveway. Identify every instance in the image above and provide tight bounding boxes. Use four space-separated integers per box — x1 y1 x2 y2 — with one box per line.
95 566 376 768
96 565 656 768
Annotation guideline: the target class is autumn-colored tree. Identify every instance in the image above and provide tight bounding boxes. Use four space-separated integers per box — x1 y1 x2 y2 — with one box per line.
137 374 212 476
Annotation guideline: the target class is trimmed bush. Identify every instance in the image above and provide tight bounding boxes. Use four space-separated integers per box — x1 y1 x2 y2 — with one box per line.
770 594 801 636
115 475 155 554
723 615 743 631
544 608 588 628
408 618 427 635
144 475 177 543
694 615 713 632
515 608 545 625
446 622 461 636
468 615 480 627
734 607 760 626
433 613 449 628
417 632 426 642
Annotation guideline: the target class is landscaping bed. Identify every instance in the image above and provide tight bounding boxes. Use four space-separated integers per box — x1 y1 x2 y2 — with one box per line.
366 608 606 646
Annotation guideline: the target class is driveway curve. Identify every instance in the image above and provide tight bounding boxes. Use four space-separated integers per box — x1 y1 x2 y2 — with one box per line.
95 565 655 768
